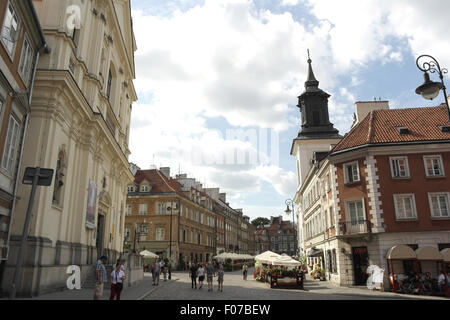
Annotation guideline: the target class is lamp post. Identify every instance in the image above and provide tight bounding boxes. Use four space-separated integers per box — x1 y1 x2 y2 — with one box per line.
415 54 450 122
167 201 179 268
284 199 297 257
133 221 147 254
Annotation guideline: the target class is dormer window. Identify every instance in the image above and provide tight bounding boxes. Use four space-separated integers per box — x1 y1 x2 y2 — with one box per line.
141 185 149 192
396 126 410 135
127 185 134 192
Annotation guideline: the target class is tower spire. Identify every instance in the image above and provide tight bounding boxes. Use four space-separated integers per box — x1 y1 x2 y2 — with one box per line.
305 49 319 89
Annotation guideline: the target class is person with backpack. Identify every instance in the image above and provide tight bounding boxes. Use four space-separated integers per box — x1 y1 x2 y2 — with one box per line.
109 262 126 300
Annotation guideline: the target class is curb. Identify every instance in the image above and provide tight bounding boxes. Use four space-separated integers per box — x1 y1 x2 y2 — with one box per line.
137 278 179 300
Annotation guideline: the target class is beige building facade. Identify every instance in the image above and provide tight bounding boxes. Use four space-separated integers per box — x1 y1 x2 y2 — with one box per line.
2 0 137 296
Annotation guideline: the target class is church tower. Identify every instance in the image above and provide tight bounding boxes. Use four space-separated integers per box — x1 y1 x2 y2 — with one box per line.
291 53 342 187
297 54 341 139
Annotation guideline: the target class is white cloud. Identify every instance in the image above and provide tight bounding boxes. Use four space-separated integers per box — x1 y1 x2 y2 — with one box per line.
281 0 300 6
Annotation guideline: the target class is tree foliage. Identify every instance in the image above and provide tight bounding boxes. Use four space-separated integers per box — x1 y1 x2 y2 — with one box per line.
251 217 270 227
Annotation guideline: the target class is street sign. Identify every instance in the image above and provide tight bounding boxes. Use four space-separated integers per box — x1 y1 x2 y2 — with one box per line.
22 167 54 186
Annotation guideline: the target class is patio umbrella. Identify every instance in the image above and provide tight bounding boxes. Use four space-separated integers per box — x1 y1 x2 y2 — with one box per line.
255 251 281 264
139 250 159 258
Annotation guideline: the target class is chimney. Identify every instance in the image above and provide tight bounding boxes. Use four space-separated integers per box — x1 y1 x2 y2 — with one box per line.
219 193 226 202
160 167 170 179
354 100 389 125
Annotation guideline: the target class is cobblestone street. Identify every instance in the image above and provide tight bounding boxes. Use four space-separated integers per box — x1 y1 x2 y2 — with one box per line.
144 268 446 300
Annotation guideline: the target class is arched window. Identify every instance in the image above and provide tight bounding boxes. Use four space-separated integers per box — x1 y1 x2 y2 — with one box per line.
53 150 66 205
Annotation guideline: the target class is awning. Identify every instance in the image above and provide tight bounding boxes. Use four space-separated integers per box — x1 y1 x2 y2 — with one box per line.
255 251 281 264
386 245 416 260
272 255 301 267
415 246 443 261
139 250 159 258
441 249 450 262
306 248 323 257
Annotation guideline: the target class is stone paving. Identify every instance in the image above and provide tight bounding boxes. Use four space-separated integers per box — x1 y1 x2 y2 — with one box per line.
144 268 447 300
6 273 171 300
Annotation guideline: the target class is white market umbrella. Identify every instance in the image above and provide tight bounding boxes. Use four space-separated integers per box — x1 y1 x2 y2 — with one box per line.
255 251 281 264
139 250 159 258
271 255 301 267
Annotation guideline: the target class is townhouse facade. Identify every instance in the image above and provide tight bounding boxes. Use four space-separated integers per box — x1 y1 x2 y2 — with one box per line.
2 0 137 296
291 56 450 289
266 216 297 256
255 226 270 255
125 168 256 266
0 0 47 292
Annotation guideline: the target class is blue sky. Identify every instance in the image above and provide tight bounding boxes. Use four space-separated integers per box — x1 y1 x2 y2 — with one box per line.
128 0 449 221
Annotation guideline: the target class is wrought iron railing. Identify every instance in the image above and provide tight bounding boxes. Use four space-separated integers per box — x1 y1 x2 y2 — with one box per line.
338 220 371 235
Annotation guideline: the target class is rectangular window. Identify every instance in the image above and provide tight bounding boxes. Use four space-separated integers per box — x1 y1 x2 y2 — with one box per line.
18 37 33 86
1 3 19 57
344 161 360 183
2 115 20 173
157 203 165 214
106 70 112 99
200 213 204 224
127 185 134 192
424 155 445 177
394 194 417 220
138 203 147 215
390 156 409 178
156 228 165 241
346 200 365 222
125 204 132 216
429 193 450 218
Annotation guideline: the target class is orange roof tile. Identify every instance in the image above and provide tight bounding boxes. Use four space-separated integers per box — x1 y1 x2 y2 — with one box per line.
332 105 450 153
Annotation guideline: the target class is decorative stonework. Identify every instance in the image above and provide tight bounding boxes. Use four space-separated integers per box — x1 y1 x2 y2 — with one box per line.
364 155 385 233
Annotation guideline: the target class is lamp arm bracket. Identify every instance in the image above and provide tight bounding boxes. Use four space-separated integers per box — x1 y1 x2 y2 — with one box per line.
416 54 447 77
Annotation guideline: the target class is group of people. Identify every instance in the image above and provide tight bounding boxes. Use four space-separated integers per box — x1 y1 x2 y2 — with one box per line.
94 255 127 300
188 261 250 292
150 258 170 286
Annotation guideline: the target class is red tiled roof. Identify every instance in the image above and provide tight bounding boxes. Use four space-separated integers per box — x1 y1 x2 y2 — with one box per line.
332 105 450 153
135 169 187 198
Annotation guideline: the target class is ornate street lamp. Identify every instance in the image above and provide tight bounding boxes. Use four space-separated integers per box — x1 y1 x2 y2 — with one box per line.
133 221 147 254
415 54 450 122
285 199 297 257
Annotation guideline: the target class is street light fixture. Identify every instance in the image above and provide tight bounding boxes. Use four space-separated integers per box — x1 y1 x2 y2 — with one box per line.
133 221 147 254
415 54 450 122
284 199 297 257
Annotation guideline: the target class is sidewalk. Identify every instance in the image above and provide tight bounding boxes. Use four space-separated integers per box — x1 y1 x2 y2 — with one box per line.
9 273 178 300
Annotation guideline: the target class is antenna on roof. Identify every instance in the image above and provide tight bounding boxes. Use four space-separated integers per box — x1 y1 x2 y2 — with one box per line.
307 48 310 60
178 163 181 175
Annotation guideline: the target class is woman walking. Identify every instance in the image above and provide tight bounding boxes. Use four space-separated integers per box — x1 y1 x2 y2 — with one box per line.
217 264 224 292
243 264 248 280
197 263 205 289
109 263 126 300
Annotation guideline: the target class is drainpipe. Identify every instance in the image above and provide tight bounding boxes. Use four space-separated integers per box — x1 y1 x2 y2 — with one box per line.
8 41 49 299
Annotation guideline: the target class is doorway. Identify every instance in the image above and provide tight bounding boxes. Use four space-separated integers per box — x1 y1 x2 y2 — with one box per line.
352 246 369 285
96 214 105 259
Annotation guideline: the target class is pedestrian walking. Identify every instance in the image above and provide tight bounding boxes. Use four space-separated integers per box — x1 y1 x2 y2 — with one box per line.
206 262 215 292
197 263 205 289
243 264 248 280
93 255 108 300
217 264 224 292
109 262 126 300
153 258 161 286
189 262 198 289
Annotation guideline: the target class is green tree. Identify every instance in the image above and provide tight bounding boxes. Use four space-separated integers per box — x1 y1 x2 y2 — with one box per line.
251 217 270 227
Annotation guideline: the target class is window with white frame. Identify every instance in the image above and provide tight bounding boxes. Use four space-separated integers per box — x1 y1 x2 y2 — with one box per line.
390 156 410 178
346 200 365 222
141 184 149 192
125 204 132 216
138 203 147 215
2 115 20 174
424 155 445 177
127 185 134 192
18 37 33 86
429 193 450 218
394 194 417 220
200 213 204 224
344 161 360 183
156 228 165 241
157 203 165 214
1 3 19 57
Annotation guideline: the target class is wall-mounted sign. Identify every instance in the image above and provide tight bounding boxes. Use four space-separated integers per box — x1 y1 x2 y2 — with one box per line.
85 180 97 229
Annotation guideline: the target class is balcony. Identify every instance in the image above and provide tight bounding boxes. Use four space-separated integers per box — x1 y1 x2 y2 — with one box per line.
339 220 371 236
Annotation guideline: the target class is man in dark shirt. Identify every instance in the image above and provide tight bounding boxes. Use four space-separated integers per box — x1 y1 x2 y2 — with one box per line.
189 262 198 289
